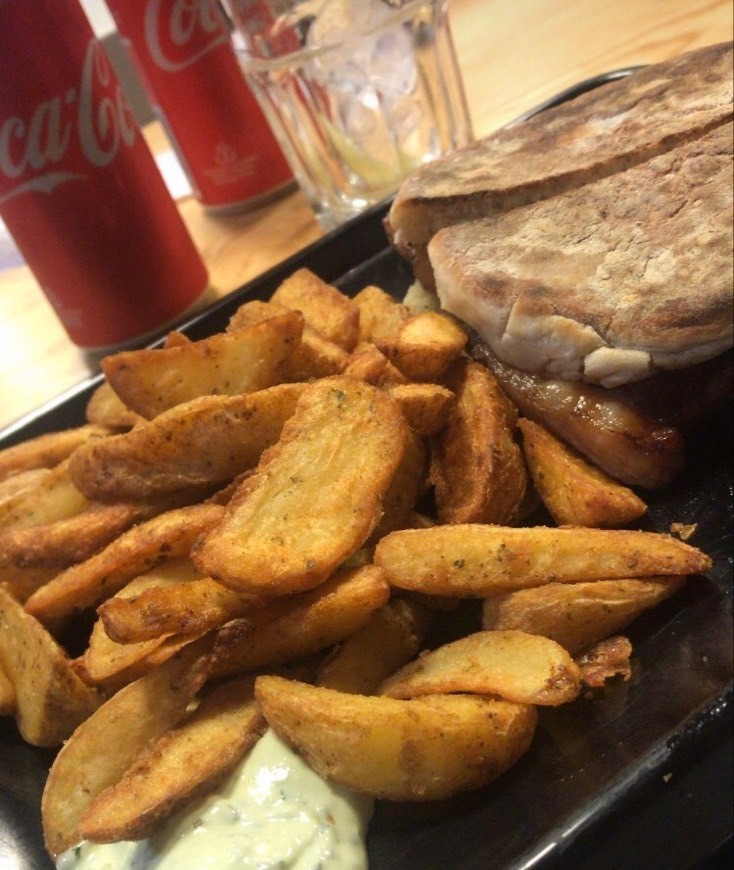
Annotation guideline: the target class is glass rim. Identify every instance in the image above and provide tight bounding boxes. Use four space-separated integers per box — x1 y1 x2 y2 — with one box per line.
236 0 446 72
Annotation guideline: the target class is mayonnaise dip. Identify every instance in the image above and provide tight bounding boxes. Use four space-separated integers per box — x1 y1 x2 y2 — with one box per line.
57 730 373 870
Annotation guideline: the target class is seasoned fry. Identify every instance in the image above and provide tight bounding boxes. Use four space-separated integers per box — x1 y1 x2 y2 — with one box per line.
255 676 537 801
24 502 224 621
79 677 265 844
193 377 408 594
0 459 88 529
226 298 350 382
374 525 712 596
0 425 109 483
0 585 99 747
41 637 212 857
68 384 305 501
85 382 142 430
270 268 360 351
353 284 409 344
518 417 647 527
99 576 260 643
102 312 303 419
377 310 467 382
316 598 433 694
379 629 581 706
209 564 390 679
482 577 686 655
369 428 427 541
575 635 633 687
81 560 203 687
386 382 454 436
430 359 527 524
0 500 150 571
0 659 14 716
0 467 52 507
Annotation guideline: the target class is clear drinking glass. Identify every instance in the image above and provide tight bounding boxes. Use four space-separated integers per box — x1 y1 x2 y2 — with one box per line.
229 0 472 229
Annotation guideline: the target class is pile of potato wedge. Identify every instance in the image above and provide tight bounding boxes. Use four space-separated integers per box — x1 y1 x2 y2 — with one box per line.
0 267 712 860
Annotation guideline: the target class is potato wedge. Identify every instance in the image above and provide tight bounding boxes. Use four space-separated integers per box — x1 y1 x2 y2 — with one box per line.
209 564 390 679
102 312 303 419
68 384 304 501
255 676 537 801
518 417 647 527
42 637 211 857
24 502 224 621
482 577 686 655
377 310 467 382
81 560 203 686
316 598 433 694
0 585 99 746
379 629 581 706
85 382 142 430
369 428 427 541
193 377 408 595
0 467 52 508
226 299 350 382
0 425 109 483
0 459 88 530
0 659 15 716
270 268 359 351
430 359 527 524
79 677 264 843
99 576 260 643
386 382 454 437
374 525 712 596
0 500 149 571
353 285 409 344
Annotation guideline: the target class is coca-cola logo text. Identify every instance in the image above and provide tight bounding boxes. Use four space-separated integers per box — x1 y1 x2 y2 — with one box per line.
0 40 137 205
144 0 229 73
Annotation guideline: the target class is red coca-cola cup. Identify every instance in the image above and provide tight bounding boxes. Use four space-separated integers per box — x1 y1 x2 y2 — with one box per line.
105 0 294 212
0 0 210 351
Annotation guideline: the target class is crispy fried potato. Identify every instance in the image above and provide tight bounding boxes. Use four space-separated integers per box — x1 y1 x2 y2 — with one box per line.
430 360 527 524
377 310 467 382
316 598 433 694
575 635 633 686
379 629 580 706
0 467 52 508
518 418 647 527
374 525 712 597
85 382 142 430
209 564 390 679
0 564 59 603
270 268 360 351
482 577 686 655
0 500 151 571
386 382 454 436
227 299 350 382
193 377 408 594
0 425 109 483
99 576 260 643
102 312 303 419
369 428 427 541
41 637 212 857
0 659 15 716
68 384 305 501
255 676 537 800
24 502 224 621
0 585 99 746
79 677 265 844
81 560 203 686
353 285 409 344
0 459 89 530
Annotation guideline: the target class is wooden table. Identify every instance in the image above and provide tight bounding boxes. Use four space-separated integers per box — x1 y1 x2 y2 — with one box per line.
1 0 731 432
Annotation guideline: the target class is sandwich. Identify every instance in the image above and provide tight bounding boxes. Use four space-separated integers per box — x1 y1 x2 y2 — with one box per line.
388 43 734 489
386 41 733 293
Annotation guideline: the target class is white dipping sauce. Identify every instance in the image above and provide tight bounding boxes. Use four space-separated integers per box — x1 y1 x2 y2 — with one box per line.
58 730 373 870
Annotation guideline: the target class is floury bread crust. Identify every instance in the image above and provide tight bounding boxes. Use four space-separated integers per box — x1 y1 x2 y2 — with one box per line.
387 42 734 290
430 123 733 388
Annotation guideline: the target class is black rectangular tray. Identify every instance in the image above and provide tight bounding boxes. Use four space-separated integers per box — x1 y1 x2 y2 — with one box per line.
1 71 732 870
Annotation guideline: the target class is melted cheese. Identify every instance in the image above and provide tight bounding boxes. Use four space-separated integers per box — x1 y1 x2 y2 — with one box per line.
58 730 373 870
